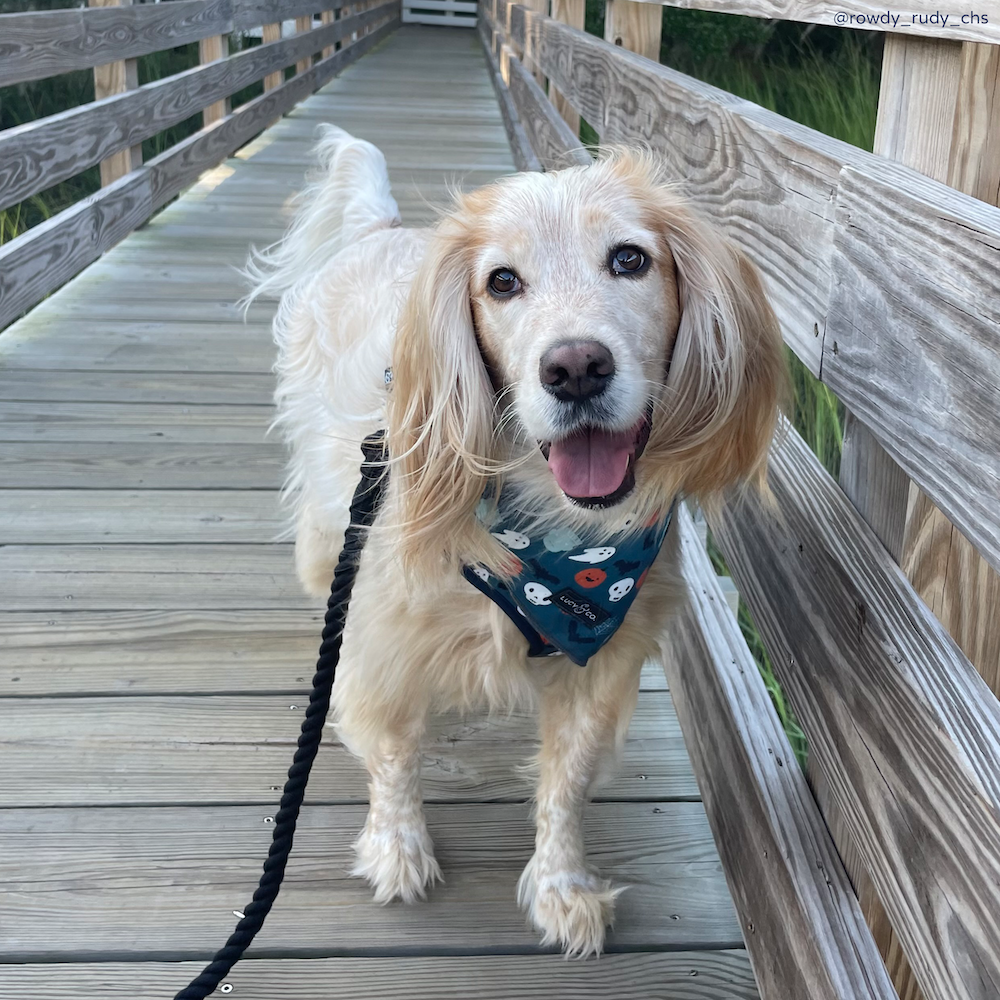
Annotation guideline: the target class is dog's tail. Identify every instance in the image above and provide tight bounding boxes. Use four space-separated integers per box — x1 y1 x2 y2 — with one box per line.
244 124 400 304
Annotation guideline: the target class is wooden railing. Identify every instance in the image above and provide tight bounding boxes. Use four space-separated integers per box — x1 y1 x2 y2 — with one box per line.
480 3 1000 999
0 0 403 331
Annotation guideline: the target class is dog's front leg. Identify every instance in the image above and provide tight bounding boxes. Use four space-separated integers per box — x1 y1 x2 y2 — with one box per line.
518 656 643 956
350 721 443 904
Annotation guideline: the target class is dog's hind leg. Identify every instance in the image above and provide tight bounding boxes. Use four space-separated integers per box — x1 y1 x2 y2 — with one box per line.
517 653 644 956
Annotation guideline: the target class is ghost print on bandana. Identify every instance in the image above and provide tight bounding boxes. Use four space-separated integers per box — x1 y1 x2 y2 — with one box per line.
463 497 676 667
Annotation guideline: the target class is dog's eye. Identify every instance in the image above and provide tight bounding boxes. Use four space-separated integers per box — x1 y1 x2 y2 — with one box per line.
609 246 648 276
488 268 521 298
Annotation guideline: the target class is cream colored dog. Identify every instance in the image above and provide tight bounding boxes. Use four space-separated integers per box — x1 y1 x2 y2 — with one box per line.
249 125 784 956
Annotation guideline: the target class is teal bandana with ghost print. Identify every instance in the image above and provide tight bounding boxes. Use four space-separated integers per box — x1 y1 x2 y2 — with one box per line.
462 495 676 667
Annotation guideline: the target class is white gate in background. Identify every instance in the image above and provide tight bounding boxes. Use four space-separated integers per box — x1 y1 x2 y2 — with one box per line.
402 0 476 25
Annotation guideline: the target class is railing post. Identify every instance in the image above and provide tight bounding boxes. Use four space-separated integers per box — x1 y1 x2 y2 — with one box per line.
199 33 230 126
549 0 584 136
603 0 661 61
321 9 336 58
88 0 142 185
832 30 1000 1000
262 22 283 90
296 15 314 74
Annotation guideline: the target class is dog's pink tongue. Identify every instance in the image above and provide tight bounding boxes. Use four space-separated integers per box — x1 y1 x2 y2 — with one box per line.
547 427 633 498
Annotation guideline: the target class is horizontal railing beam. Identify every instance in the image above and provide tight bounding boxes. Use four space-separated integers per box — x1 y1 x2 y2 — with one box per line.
0 12 400 332
664 506 898 1000
0 0 352 88
0 2 394 214
710 422 1000 1000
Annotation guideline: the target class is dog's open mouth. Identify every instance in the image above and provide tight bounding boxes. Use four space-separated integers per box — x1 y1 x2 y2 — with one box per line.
539 408 652 508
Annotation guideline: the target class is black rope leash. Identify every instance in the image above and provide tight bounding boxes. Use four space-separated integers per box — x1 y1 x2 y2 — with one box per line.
174 431 389 1000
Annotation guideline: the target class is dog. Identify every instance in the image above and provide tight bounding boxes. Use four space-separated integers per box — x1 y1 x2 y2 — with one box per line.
248 125 784 956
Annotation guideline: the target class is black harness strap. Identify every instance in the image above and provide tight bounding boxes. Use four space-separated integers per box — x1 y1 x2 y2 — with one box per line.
174 431 388 1000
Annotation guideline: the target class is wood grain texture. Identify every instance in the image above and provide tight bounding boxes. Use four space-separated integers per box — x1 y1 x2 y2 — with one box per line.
0 612 665 696
503 42 591 169
822 160 1000 579
0 11 399 331
710 424 1000 1000
0 952 761 1000
0 544 308 610
604 0 662 60
262 21 283 90
607 0 1000 45
664 507 895 1000
0 693 694 805
0 371 275 404
0 401 271 443
0 443 281 488
0 490 283 544
549 0 585 133
199 32 231 126
949 41 1000 205
0 0 352 86
835 36 999 1000
838 412 910 562
478 18 543 171
0 610 323 696
89 0 143 188
295 14 313 74
0 802 740 958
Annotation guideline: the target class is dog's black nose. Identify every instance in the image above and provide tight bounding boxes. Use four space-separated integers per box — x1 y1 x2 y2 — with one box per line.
539 340 615 401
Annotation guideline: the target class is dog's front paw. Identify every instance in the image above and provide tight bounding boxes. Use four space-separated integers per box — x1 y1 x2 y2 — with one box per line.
352 818 443 904
516 854 625 957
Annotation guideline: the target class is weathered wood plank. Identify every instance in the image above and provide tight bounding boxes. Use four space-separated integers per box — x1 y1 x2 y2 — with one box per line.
0 802 739 958
0 611 322 696
0 14 400 331
0 371 275 404
0 0 354 87
823 160 1000 579
0 491 283 544
0 952 761 1000
0 402 271 443
0 443 281 488
622 0 1000 47
0 612 667 695
477 18 542 172
604 0 662 60
0 544 306 609
0 8 388 212
664 506 896 1000
503 43 591 169
0 694 694 804
710 424 1000 1000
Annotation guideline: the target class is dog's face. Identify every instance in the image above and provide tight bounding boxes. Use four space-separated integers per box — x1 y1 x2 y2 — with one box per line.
467 169 680 509
390 150 785 570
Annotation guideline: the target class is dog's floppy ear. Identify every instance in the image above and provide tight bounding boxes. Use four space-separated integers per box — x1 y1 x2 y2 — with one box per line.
388 210 498 574
647 184 787 499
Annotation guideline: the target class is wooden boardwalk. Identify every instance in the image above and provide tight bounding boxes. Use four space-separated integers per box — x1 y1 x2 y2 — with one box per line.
0 26 755 998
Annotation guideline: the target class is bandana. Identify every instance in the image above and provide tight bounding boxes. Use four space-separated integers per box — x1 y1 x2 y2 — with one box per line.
463 494 675 666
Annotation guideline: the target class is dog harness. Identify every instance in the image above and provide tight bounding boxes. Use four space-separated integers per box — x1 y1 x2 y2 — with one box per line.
463 496 675 667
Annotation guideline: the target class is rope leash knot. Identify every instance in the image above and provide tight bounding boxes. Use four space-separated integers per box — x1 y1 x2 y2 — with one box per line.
174 431 388 1000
